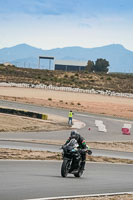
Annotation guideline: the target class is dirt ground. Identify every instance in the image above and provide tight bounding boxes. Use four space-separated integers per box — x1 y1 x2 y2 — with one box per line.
0 86 133 120
0 113 69 132
64 195 133 200
1 148 133 164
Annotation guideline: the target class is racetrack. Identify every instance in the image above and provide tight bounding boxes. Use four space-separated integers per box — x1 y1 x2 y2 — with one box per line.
0 100 133 142
0 100 133 199
1 160 133 200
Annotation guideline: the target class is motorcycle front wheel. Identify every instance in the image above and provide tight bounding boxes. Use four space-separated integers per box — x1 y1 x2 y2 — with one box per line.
61 159 70 177
74 169 83 177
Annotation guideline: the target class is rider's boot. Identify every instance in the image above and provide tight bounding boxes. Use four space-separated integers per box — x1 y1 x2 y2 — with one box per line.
80 161 85 170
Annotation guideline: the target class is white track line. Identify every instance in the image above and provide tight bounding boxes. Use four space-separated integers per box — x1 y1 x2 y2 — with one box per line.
25 192 133 200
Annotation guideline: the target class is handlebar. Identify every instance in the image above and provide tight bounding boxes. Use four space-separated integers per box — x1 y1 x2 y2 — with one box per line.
61 145 92 155
79 149 92 155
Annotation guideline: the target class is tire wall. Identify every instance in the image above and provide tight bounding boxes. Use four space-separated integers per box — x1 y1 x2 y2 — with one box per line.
0 107 48 120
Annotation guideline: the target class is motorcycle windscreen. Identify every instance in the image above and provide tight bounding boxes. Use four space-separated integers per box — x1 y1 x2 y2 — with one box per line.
67 139 79 148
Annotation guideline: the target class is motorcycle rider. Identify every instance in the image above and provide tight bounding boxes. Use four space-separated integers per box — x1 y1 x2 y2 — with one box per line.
64 130 91 170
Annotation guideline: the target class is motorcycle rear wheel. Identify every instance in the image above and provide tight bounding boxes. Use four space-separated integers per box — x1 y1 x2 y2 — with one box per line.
61 159 70 177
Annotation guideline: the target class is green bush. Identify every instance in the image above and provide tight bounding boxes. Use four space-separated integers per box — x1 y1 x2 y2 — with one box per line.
70 75 75 79
75 73 79 77
106 77 112 80
64 74 68 78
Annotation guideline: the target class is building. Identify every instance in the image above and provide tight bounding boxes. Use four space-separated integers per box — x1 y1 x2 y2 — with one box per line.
54 60 87 72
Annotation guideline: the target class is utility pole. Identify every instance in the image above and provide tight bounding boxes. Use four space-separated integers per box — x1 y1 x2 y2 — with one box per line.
38 58 40 69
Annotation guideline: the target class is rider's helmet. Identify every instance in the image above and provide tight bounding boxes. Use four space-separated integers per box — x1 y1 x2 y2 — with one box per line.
70 130 79 140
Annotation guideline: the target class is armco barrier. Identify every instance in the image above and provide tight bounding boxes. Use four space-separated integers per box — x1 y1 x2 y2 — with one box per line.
0 107 48 120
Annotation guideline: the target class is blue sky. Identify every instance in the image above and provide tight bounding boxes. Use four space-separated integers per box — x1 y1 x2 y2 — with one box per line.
0 0 133 50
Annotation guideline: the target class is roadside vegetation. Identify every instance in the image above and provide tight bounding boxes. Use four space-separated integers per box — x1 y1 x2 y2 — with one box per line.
0 64 133 93
1 148 133 164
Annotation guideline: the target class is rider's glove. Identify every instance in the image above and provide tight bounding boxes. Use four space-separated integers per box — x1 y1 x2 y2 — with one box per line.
88 149 92 155
61 145 65 149
79 149 86 154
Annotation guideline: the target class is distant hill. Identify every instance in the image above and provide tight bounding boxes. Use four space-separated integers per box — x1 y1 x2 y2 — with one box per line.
0 43 133 72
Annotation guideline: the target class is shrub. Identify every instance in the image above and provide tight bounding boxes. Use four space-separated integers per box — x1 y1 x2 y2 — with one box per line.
70 75 75 79
71 102 74 105
64 74 68 78
106 77 111 80
48 98 52 101
75 73 79 77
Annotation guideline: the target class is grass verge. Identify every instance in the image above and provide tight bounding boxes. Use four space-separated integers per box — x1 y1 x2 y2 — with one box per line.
1 148 133 164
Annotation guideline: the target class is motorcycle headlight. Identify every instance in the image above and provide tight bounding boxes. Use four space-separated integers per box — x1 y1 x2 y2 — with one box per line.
71 149 76 152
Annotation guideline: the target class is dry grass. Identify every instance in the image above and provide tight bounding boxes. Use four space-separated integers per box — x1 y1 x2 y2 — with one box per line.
0 148 133 164
88 142 133 153
0 113 69 132
64 195 133 200
1 64 133 93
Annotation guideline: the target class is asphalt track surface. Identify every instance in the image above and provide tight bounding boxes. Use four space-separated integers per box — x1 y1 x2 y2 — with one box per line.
0 100 133 142
0 100 133 199
1 160 133 200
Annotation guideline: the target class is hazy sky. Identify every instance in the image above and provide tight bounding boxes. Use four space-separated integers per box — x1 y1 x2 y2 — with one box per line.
0 0 133 51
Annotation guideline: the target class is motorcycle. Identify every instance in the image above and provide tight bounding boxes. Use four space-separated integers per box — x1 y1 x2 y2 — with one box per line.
61 139 92 178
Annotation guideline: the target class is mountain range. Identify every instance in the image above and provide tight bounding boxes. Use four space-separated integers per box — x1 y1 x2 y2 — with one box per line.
0 43 133 73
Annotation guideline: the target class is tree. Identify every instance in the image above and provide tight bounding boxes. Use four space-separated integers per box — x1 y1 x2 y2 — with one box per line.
86 60 94 72
94 58 109 72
